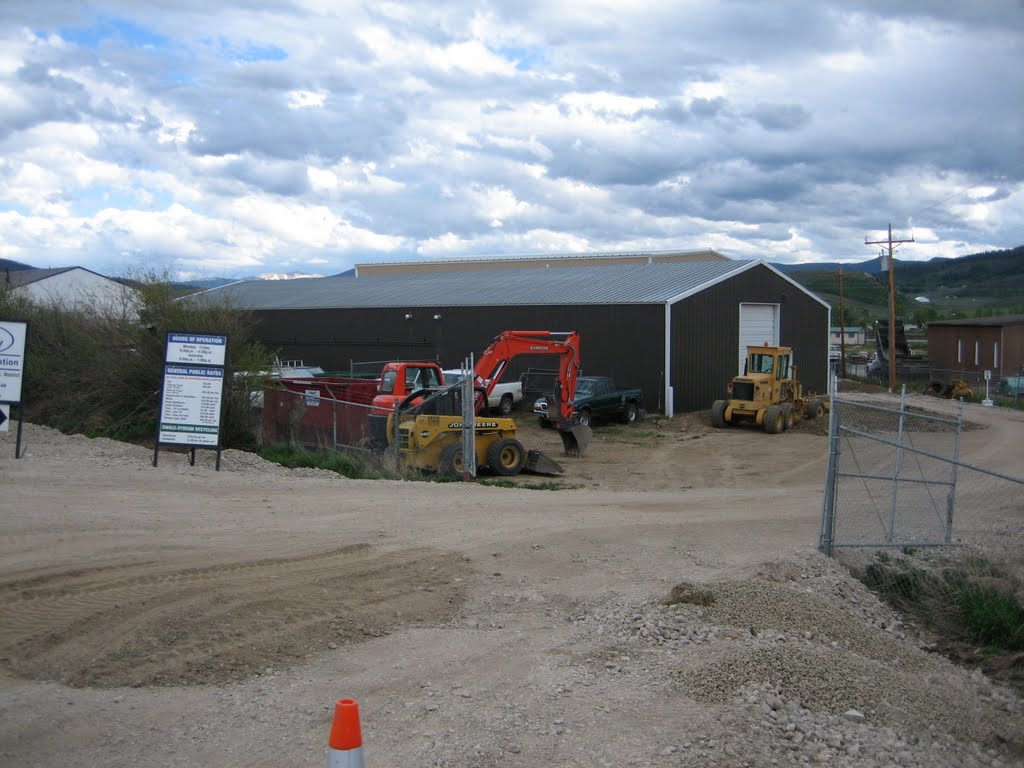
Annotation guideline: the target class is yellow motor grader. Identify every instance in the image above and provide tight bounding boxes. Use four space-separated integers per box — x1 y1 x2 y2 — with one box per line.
711 344 827 434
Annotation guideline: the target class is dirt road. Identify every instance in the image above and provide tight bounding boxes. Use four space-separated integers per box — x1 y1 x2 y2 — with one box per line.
1 392 1022 767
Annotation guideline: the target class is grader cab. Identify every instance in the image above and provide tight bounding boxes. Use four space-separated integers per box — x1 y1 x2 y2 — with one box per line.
711 344 826 434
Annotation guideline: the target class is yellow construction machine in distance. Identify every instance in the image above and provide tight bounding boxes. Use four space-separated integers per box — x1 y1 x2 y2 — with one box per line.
711 344 827 433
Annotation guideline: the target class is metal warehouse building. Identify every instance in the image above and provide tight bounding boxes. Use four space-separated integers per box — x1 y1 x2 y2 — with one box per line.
203 257 832 415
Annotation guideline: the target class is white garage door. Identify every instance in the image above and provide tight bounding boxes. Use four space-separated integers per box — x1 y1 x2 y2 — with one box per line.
738 303 779 374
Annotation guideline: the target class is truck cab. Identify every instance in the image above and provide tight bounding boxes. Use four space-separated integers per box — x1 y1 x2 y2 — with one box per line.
367 362 444 445
375 362 443 412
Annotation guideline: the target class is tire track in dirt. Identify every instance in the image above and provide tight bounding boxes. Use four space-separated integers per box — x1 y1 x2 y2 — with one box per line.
0 544 473 688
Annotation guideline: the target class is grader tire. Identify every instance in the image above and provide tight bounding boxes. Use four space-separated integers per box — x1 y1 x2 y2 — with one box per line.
711 400 728 428
764 405 784 434
782 404 795 431
805 398 825 419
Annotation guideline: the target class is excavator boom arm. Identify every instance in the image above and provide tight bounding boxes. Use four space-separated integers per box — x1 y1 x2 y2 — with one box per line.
473 330 581 423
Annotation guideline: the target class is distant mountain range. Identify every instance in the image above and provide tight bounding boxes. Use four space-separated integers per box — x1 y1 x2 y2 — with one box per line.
778 246 1024 319
0 261 324 292
0 258 34 272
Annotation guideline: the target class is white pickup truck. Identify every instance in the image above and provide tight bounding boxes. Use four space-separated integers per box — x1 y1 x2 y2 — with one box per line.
442 369 523 416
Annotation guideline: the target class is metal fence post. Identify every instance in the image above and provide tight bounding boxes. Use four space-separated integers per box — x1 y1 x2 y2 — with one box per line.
886 385 908 544
392 400 401 475
819 385 841 556
332 396 338 450
945 398 964 543
461 355 476 480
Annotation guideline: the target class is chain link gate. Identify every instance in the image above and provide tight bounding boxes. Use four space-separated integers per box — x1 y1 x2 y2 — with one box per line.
819 389 1024 555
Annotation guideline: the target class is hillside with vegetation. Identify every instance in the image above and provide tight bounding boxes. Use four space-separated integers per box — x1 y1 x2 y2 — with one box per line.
782 246 1024 327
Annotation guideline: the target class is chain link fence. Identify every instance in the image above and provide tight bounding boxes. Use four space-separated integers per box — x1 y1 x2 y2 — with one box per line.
818 394 964 552
260 377 380 452
256 368 484 479
819 391 1024 658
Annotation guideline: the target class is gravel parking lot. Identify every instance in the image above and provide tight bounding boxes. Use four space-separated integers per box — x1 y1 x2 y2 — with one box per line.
1 390 1022 767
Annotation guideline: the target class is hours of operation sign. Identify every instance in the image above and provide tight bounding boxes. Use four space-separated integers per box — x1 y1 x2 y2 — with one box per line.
158 365 225 446
165 333 227 366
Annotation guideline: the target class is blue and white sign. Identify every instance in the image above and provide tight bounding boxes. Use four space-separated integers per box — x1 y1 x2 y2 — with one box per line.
0 320 27 403
165 333 227 366
158 365 225 446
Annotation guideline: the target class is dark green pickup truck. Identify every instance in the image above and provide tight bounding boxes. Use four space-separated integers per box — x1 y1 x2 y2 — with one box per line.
533 375 644 428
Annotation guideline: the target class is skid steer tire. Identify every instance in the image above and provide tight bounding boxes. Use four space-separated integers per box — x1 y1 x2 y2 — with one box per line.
487 437 526 476
439 443 466 478
764 405 784 434
711 400 728 428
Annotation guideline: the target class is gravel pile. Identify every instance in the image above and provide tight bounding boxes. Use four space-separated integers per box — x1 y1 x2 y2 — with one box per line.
568 552 1023 767
12 423 339 479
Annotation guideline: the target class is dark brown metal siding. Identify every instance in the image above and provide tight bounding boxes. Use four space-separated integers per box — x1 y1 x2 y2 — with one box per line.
670 264 830 412
1007 325 1024 375
927 323 1024 377
251 304 665 410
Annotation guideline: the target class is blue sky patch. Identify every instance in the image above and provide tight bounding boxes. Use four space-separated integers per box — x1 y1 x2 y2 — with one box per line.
498 46 547 72
70 186 173 217
205 36 288 63
58 17 170 50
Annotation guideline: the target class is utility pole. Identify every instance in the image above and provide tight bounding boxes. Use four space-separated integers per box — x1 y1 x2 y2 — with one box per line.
866 223 914 393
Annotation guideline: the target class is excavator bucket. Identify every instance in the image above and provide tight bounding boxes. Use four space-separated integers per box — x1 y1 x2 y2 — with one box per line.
558 422 593 457
524 449 564 476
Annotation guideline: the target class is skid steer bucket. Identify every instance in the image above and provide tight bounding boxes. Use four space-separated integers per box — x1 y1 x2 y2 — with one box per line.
524 449 564 476
558 422 592 457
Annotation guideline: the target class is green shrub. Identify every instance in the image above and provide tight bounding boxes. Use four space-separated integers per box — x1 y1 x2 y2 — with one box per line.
258 444 396 480
862 562 930 604
0 272 277 448
955 583 1024 650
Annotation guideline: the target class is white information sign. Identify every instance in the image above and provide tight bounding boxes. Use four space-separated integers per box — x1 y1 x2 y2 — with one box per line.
0 320 27 403
158 365 225 446
165 333 228 366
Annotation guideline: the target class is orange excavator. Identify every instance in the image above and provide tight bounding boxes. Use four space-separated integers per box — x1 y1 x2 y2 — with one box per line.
471 330 591 456
383 330 592 478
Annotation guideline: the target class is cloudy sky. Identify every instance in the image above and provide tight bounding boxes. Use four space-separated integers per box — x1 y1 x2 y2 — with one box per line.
1 1 1022 280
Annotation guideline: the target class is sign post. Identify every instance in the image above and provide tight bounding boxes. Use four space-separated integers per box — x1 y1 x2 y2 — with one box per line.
0 320 27 458
982 369 993 407
153 332 228 470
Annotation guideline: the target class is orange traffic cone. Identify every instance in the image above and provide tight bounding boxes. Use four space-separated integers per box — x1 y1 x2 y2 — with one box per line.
325 698 364 768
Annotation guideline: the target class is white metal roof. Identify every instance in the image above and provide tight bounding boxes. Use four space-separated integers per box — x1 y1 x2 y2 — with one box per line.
198 259 773 309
